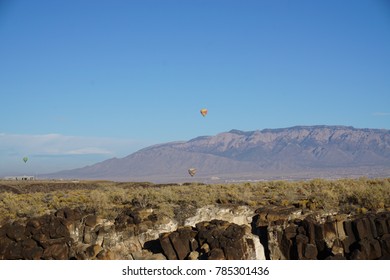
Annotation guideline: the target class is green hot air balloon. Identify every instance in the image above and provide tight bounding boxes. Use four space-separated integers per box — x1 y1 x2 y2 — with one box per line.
23 157 28 163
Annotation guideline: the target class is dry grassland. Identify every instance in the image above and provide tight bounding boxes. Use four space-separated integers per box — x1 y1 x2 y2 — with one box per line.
1 178 389 224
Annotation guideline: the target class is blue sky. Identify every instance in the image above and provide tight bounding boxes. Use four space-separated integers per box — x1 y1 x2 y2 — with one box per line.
1 0 389 175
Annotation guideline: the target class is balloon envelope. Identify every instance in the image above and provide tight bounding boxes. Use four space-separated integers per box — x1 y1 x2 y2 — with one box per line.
23 157 28 163
188 168 197 177
200 109 208 117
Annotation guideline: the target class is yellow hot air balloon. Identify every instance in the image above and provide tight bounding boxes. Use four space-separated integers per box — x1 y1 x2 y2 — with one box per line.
188 168 197 177
23 157 28 163
200 108 208 117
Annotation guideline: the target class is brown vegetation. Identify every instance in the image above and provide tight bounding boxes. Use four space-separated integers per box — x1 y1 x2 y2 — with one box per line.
0 177 389 225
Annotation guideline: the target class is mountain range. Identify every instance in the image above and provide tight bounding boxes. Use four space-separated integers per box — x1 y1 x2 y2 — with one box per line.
45 125 390 182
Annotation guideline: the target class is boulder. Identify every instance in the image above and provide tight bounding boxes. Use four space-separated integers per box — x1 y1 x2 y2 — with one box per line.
85 244 103 259
304 243 318 259
159 232 177 260
353 218 372 240
380 234 390 259
302 216 317 246
280 224 297 259
169 231 190 260
296 234 309 260
22 246 43 260
342 220 357 254
42 243 69 260
5 222 25 242
4 241 23 259
96 249 117 260
375 217 388 236
254 206 301 227
208 248 225 260
186 251 199 260
85 215 98 227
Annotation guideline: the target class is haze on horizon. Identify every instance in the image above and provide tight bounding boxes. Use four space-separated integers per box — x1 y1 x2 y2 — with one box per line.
1 0 389 176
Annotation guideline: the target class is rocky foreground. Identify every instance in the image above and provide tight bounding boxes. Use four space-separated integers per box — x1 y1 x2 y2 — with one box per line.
1 205 389 260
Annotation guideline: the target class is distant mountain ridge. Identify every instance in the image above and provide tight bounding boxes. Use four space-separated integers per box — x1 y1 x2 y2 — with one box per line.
46 125 390 182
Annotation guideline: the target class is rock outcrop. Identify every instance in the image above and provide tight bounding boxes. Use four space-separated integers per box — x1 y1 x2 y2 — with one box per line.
0 207 175 260
253 206 390 260
184 205 254 227
159 220 265 260
1 205 389 260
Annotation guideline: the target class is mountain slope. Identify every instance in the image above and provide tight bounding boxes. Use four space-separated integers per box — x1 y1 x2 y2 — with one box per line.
46 126 390 182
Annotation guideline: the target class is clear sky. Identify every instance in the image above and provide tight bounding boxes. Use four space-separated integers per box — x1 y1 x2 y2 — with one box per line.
1 0 389 176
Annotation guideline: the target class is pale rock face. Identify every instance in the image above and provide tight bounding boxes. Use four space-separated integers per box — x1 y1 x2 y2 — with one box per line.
187 251 199 260
244 230 266 260
267 225 286 260
184 205 254 227
183 205 266 260
138 219 178 247
59 208 180 259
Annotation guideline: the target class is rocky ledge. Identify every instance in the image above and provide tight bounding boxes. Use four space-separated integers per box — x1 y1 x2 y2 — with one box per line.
0 205 389 260
253 206 390 260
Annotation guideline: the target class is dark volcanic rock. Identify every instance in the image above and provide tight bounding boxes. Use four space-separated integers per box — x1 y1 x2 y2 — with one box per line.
1 206 390 260
159 232 177 260
253 206 390 260
42 243 69 260
159 220 261 260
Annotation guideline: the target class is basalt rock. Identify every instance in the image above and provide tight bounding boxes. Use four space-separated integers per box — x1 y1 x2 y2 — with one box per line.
253 206 390 260
159 220 265 260
0 207 176 260
1 205 390 260
0 215 73 260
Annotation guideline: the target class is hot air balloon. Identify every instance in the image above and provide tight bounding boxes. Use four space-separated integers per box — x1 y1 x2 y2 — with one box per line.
188 168 197 177
200 108 208 117
23 157 28 163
